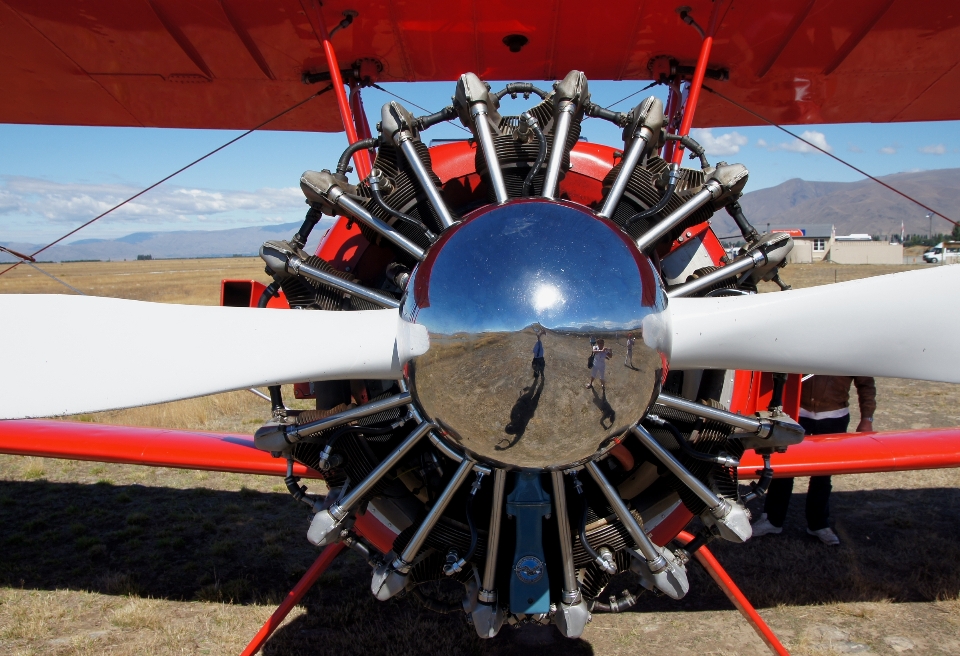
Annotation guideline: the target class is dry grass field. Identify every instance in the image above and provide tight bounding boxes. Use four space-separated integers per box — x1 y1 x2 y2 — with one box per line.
1 258 959 655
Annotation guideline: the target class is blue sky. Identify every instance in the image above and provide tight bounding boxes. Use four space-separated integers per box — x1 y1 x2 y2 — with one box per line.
2 79 959 244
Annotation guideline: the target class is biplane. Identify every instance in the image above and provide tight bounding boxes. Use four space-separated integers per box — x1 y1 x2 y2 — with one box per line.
2 1 960 654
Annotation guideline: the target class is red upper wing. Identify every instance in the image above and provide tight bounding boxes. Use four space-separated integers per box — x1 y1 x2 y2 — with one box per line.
2 0 958 131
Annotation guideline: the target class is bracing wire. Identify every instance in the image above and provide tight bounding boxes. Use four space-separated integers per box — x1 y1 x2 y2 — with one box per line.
702 84 959 229
370 83 472 135
602 80 660 111
0 85 335 278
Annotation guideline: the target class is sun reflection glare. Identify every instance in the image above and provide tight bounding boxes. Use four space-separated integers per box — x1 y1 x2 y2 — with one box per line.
532 283 563 312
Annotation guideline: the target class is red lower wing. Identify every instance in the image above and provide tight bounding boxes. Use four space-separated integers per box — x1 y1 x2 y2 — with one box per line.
739 428 960 478
0 419 320 478
1 420 958 481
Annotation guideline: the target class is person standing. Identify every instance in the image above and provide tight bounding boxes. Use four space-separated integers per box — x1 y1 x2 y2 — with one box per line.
586 339 612 390
531 329 545 379
751 375 876 545
624 333 636 368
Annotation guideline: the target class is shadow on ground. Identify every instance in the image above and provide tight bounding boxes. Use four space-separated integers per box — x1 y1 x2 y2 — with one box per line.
2 480 959 654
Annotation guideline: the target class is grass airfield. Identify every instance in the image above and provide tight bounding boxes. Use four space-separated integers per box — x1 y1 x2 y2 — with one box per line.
1 258 959 655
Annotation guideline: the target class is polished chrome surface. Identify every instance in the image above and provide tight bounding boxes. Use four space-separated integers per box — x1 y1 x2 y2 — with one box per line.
291 392 412 440
293 256 401 309
334 193 426 261
329 420 434 521
598 131 649 219
480 468 507 596
550 471 580 600
542 103 574 199
394 457 475 572
584 460 662 563
666 250 761 299
656 393 762 432
398 139 457 229
472 105 509 204
402 199 669 469
634 181 718 251
630 424 722 511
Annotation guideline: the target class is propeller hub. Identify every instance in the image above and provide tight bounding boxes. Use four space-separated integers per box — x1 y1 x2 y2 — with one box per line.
401 199 669 469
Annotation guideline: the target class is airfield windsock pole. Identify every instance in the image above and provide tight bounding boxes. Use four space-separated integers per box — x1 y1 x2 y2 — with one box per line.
671 0 725 165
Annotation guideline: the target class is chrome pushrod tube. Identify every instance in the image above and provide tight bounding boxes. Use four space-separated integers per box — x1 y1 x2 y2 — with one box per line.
331 191 425 261
328 421 433 523
397 138 457 229
656 392 763 433
551 471 581 603
290 392 412 441
634 180 720 251
597 131 650 218
289 256 400 309
394 457 475 572
479 468 507 601
542 102 575 199
585 461 664 567
666 250 765 299
631 425 723 511
471 105 508 203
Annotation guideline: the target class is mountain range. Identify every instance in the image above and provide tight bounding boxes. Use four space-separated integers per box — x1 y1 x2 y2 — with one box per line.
0 220 332 263
711 168 960 239
3 168 955 262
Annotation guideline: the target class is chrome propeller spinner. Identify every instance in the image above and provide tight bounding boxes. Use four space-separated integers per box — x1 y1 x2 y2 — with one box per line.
402 198 670 470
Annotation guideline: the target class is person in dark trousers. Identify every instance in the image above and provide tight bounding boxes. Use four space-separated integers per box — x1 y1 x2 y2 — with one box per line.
752 375 876 545
531 329 545 379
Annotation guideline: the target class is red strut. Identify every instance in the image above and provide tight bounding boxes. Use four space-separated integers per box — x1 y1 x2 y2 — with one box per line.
303 0 372 179
671 0 725 164
676 531 789 656
240 542 346 656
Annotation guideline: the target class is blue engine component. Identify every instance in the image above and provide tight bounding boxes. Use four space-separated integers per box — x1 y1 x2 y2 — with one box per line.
505 472 552 614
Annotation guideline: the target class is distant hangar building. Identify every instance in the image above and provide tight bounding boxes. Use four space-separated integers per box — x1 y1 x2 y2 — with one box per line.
770 224 903 264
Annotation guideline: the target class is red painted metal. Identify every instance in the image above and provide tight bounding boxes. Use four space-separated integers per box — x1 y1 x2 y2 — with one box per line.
671 0 724 164
353 509 400 554
349 82 374 141
0 419 323 479
739 427 960 478
649 504 694 547
315 216 370 272
220 279 289 309
729 372 802 422
665 219 725 259
240 542 346 656
675 531 790 656
300 0 369 177
7 1 960 132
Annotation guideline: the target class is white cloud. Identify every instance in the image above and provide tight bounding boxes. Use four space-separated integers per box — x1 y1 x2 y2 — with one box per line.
0 176 303 225
879 146 897 155
780 130 832 154
847 143 863 153
756 138 768 148
690 129 748 156
918 143 946 155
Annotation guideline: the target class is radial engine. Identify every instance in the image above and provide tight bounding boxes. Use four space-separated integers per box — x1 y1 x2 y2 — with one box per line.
254 71 802 638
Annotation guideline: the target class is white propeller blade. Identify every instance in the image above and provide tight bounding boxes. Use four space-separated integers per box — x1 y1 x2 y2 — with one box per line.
669 266 960 383
0 295 428 419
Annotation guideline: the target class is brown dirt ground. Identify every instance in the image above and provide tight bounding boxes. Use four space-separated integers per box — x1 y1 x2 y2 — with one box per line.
1 258 959 655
